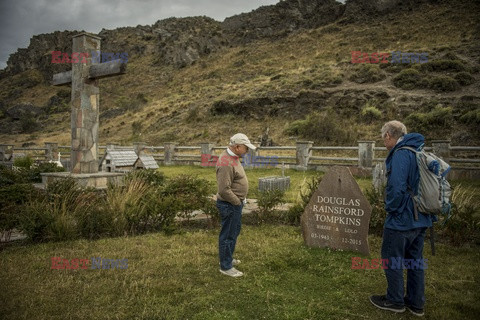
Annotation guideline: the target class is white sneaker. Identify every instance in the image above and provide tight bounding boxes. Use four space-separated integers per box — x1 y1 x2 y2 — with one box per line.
219 259 241 266
219 267 243 277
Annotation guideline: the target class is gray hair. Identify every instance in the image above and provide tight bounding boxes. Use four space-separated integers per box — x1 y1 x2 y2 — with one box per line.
381 120 407 139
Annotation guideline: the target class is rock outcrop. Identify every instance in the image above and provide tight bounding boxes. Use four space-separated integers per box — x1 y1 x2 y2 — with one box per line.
1 0 443 77
222 0 344 44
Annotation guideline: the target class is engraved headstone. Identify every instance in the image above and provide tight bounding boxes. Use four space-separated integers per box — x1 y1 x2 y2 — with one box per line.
301 166 372 255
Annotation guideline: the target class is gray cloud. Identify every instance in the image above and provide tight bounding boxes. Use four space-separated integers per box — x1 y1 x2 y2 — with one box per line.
0 0 282 69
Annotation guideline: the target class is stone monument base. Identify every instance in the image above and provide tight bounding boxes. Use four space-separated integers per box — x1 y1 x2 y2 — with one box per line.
40 171 125 189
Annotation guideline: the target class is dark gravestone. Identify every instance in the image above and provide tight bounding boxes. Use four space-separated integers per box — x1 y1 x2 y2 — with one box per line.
301 166 372 255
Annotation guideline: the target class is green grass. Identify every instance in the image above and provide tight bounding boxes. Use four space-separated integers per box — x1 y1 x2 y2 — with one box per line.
158 165 373 203
1 224 478 319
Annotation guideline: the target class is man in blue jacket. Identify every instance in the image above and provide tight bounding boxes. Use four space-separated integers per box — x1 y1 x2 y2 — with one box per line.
370 120 434 317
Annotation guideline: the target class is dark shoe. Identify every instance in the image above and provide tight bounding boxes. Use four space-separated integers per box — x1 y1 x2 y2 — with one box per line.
369 295 406 313
406 305 424 317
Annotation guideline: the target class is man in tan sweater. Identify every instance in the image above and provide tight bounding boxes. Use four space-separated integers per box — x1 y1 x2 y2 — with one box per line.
216 133 256 277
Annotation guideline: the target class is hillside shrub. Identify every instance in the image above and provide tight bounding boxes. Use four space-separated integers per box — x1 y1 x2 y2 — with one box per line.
20 113 39 133
392 68 422 90
420 59 466 72
454 72 475 86
428 75 460 92
16 70 43 88
459 109 480 125
284 111 353 144
361 104 382 123
116 93 148 112
349 64 386 83
405 106 453 133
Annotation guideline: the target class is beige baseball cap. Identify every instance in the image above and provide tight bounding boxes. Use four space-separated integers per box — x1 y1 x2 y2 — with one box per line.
229 133 256 150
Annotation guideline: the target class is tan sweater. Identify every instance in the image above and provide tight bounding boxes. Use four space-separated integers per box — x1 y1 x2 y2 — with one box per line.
216 150 248 205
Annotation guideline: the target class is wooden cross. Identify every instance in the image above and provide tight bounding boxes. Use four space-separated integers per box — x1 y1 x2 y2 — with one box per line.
52 33 126 174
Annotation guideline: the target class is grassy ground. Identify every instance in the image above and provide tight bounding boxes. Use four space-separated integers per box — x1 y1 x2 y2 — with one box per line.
158 165 372 203
0 224 478 319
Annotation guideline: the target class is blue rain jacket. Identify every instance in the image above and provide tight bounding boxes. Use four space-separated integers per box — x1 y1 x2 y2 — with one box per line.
384 133 436 230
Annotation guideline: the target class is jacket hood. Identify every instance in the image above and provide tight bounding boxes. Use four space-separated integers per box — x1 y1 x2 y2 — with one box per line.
393 132 425 151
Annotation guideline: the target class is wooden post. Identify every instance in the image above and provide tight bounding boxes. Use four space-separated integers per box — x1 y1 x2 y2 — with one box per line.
133 142 146 156
200 142 214 157
296 141 313 170
432 140 451 161
358 141 375 168
0 144 14 162
164 142 176 165
45 142 58 162
244 147 259 169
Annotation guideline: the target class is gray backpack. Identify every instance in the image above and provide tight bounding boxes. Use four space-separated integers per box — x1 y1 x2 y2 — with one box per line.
400 146 452 220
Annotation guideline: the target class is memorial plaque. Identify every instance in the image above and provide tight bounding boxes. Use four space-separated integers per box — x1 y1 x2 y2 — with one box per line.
301 166 372 255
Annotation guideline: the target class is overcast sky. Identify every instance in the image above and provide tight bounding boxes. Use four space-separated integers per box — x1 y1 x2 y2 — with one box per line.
0 0 289 69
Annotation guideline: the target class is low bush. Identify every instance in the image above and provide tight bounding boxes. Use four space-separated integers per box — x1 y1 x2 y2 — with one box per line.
284 110 355 144
349 64 386 84
361 104 382 123
428 75 460 92
28 163 66 183
202 198 220 228
392 68 422 90
18 178 98 242
161 174 211 220
0 183 39 240
459 109 480 125
0 164 27 186
284 175 322 225
255 189 285 223
11 170 208 242
454 72 475 86
438 184 480 245
116 94 148 112
1 161 65 185
420 59 466 72
365 187 386 237
127 169 165 186
405 106 453 134
13 156 33 168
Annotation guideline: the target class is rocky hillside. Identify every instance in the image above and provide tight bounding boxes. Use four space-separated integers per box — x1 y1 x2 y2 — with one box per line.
0 0 479 147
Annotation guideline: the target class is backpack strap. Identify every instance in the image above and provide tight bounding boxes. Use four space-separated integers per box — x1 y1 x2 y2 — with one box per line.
397 146 420 221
